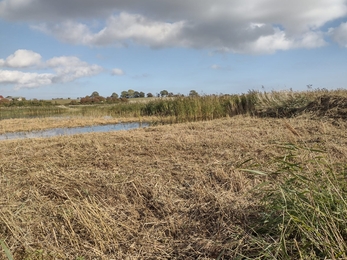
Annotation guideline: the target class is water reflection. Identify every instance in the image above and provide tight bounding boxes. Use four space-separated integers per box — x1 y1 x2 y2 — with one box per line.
0 122 149 141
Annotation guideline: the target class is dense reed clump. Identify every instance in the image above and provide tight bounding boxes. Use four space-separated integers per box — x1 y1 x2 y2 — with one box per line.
141 92 257 122
2 88 347 121
247 143 347 259
254 88 347 118
72 87 347 122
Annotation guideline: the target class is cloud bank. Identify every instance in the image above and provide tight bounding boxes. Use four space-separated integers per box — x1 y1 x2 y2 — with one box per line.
1 0 347 53
0 50 103 89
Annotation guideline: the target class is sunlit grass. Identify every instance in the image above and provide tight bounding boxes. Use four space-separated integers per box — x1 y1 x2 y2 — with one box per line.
1 116 346 259
1 88 347 259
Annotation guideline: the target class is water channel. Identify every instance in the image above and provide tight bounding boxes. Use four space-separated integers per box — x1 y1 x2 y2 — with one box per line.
0 122 149 141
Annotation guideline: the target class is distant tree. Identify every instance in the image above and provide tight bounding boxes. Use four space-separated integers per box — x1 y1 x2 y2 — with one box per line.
93 96 105 103
80 96 91 104
147 93 154 98
139 92 145 98
121 91 128 98
91 91 100 97
111 92 119 98
160 90 169 97
0 98 10 106
133 91 141 98
189 90 199 97
128 89 135 98
168 92 174 97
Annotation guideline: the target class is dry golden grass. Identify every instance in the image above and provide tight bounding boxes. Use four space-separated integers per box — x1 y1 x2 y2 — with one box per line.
1 116 347 259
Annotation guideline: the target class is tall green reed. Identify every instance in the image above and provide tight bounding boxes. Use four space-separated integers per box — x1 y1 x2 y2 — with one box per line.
141 93 257 123
250 144 347 259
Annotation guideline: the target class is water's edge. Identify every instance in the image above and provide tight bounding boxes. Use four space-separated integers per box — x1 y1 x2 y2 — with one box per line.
0 122 149 141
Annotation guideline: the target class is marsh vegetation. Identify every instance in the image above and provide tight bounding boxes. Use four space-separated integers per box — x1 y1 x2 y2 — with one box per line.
1 89 347 259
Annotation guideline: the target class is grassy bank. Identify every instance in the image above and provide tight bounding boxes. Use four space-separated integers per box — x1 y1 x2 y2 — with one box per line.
1 115 347 259
2 88 347 122
0 93 255 121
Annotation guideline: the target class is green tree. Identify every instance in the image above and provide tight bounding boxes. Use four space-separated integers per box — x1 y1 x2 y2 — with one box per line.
91 91 100 97
189 90 199 97
139 92 145 98
133 91 140 98
160 90 169 97
111 92 119 98
147 93 153 98
121 91 128 98
128 89 135 98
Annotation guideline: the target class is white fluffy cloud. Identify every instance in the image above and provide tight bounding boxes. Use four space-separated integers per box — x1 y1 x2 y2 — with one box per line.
0 50 104 89
0 49 42 68
1 0 347 53
330 22 347 47
0 70 54 89
46 56 103 83
111 68 125 76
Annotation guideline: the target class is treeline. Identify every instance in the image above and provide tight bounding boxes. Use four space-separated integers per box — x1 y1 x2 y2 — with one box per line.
119 89 198 98
76 89 199 105
77 91 127 105
0 89 201 107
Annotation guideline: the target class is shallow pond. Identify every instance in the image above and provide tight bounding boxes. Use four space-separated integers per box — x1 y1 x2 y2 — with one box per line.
0 122 149 141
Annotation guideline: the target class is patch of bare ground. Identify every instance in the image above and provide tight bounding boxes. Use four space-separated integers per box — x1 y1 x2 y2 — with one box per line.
1 116 346 259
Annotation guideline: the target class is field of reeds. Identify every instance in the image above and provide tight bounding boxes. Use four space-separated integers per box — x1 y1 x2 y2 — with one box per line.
2 88 347 121
1 89 347 259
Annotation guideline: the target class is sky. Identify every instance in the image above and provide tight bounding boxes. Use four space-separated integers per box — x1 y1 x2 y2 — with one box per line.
0 0 347 99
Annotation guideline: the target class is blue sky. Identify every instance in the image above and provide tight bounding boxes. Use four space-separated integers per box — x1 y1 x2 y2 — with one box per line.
1 0 347 99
